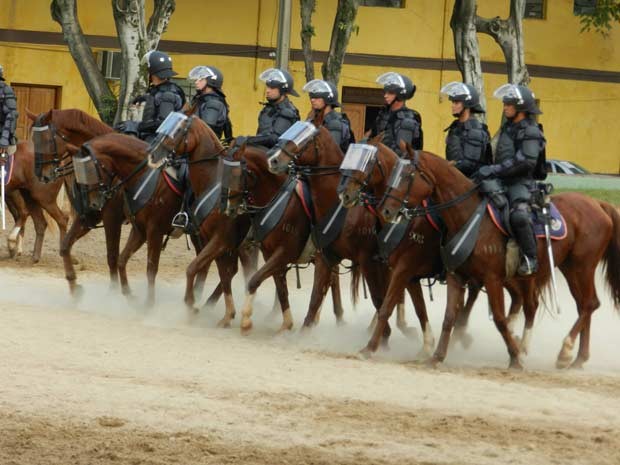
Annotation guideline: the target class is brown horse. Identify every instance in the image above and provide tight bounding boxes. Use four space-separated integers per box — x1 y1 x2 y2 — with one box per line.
3 138 68 262
338 139 526 357
267 116 421 343
380 147 620 369
221 142 345 333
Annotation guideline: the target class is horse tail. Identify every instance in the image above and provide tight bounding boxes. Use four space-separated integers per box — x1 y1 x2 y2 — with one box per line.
350 265 361 307
599 201 620 310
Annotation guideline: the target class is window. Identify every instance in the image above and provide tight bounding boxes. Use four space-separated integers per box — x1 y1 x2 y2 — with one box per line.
574 0 598 15
524 0 546 19
97 51 122 80
359 0 404 7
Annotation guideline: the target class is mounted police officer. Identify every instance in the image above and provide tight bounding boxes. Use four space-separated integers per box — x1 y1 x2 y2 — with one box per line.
188 65 232 141
302 79 353 153
246 68 300 148
440 81 492 177
130 51 186 142
475 84 546 276
370 72 422 157
0 64 18 158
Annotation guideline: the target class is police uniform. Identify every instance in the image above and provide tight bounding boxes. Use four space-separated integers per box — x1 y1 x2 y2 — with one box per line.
372 106 422 157
445 119 491 177
251 97 300 148
0 71 18 154
138 81 186 142
192 90 230 139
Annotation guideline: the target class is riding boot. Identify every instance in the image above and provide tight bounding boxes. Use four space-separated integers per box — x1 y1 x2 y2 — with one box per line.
514 222 538 276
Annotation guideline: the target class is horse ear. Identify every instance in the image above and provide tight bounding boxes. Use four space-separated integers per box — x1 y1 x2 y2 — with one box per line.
26 108 38 121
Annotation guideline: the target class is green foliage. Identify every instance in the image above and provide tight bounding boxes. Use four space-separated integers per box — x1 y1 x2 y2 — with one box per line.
99 94 118 125
302 25 316 36
577 0 620 37
555 188 620 205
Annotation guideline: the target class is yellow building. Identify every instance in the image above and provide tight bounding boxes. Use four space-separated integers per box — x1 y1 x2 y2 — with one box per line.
0 0 618 173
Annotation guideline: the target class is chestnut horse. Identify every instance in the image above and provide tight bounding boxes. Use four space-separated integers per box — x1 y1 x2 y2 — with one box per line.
338 139 525 357
267 116 421 342
3 137 68 261
380 148 620 369
221 142 345 333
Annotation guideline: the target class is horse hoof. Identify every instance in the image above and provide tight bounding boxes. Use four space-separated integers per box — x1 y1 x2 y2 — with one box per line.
415 348 433 362
426 356 442 369
398 326 419 341
357 348 373 360
556 354 572 370
71 284 84 301
240 319 253 335
71 257 80 265
569 359 586 370
508 359 524 371
32 256 41 264
216 318 232 329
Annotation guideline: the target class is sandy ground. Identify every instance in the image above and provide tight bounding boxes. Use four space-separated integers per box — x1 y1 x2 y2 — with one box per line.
1 220 620 465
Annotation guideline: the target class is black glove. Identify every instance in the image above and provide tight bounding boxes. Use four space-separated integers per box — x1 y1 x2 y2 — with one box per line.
131 95 147 105
475 164 498 180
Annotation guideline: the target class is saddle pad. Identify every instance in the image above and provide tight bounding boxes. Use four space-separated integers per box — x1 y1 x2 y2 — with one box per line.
1 154 14 186
294 178 313 221
252 175 297 243
487 202 567 240
312 200 348 250
124 167 161 217
191 181 221 228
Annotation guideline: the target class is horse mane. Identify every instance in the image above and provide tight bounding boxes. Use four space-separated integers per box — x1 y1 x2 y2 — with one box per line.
415 148 474 191
192 116 225 154
51 108 113 136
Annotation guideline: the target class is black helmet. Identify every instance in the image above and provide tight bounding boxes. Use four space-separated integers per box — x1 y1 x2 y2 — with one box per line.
493 84 542 115
188 65 224 89
259 68 299 97
440 81 485 113
376 72 416 101
143 51 177 79
302 79 340 107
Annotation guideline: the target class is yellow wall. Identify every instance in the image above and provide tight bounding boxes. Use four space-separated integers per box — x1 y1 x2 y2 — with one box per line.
0 0 618 173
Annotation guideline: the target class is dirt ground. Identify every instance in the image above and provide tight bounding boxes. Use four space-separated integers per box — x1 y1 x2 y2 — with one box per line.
1 220 619 465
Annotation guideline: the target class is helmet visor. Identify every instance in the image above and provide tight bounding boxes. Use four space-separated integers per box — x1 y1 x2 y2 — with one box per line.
493 84 524 104
302 79 333 97
277 121 317 147
440 81 473 101
156 112 188 138
189 66 216 82
218 158 243 191
259 68 287 86
387 158 411 190
340 144 377 175
376 72 405 89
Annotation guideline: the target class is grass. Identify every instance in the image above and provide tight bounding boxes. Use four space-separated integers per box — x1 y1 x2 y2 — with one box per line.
554 188 620 205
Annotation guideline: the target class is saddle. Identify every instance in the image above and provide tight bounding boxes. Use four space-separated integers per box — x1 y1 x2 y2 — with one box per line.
487 199 567 240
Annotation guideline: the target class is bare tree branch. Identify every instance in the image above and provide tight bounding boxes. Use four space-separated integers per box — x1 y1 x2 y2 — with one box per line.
450 0 487 119
299 0 316 82
322 0 360 85
50 0 115 122
147 0 176 50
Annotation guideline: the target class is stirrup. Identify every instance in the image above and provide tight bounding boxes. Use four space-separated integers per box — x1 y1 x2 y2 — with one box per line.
170 211 189 239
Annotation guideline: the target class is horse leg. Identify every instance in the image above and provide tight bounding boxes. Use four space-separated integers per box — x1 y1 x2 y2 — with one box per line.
188 234 208 303
301 257 333 329
144 230 164 308
241 249 292 335
60 219 91 297
430 273 466 367
27 200 47 263
214 251 238 328
557 264 600 369
505 280 524 338
329 271 345 325
5 191 27 258
360 263 406 357
117 226 146 299
518 281 539 356
453 285 480 349
102 205 124 288
484 277 523 370
184 235 223 311
407 281 436 358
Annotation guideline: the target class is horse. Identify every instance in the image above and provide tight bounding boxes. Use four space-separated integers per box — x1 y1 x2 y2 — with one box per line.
337 138 526 357
379 147 620 369
267 115 421 343
2 137 68 262
220 141 345 333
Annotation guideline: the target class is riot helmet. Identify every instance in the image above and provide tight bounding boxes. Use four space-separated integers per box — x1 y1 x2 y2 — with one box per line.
376 72 416 101
259 68 299 97
143 51 177 79
440 81 485 113
188 65 224 89
302 79 340 107
493 84 542 115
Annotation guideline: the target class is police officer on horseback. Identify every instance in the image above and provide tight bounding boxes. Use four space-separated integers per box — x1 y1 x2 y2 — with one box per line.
188 65 232 141
245 68 300 148
302 79 353 153
127 51 186 142
475 84 546 276
370 72 422 157
440 81 492 177
0 64 18 157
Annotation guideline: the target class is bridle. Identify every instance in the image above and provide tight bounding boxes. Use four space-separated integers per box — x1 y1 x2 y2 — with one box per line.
32 119 75 180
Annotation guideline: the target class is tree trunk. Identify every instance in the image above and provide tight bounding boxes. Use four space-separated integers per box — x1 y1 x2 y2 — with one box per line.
450 0 487 119
51 0 115 123
475 0 529 85
321 0 360 85
112 0 176 124
299 0 316 82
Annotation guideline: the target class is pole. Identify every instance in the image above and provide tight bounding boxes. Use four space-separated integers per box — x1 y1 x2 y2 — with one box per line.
276 0 292 70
